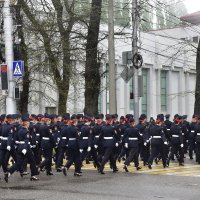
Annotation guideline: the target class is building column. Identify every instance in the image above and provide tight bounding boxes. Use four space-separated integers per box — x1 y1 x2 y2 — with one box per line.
167 70 173 115
156 69 161 114
178 69 185 115
149 67 157 118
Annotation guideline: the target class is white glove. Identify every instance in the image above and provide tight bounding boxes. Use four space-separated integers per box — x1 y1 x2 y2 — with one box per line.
31 145 36 148
180 144 184 148
125 143 128 148
79 149 83 153
144 142 147 146
94 145 98 149
7 146 11 151
22 149 27 155
164 141 168 145
115 143 119 147
87 146 91 152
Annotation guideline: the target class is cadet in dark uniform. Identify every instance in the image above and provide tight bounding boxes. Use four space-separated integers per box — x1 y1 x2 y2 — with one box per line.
92 115 104 166
147 114 168 169
3 115 18 170
4 116 39 182
188 115 197 160
194 115 200 164
135 114 148 166
181 115 190 154
99 115 120 174
62 115 82 177
56 114 70 171
169 115 184 166
38 114 55 175
0 115 15 174
123 118 142 172
79 115 92 164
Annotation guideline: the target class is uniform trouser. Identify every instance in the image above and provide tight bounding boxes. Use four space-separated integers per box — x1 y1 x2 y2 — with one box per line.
80 147 88 162
184 138 189 153
124 147 139 167
57 147 67 168
87 147 100 168
0 149 9 173
100 147 117 171
189 139 195 159
119 145 126 159
97 146 104 163
143 144 150 164
54 147 60 166
32 147 42 166
65 148 81 173
5 148 17 168
195 143 200 163
9 150 38 176
39 148 53 173
148 144 166 166
139 142 144 159
169 144 184 164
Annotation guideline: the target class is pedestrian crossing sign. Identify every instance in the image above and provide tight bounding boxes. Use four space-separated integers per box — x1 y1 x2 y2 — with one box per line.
13 61 23 77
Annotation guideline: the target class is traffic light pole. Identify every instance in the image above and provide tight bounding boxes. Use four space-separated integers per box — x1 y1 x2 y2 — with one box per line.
132 0 139 123
3 0 16 114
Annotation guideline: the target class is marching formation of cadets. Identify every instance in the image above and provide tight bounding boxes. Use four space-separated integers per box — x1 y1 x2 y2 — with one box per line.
0 112 199 182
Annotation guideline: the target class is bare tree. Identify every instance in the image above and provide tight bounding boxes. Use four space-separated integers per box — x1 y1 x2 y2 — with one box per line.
84 0 103 115
18 0 77 114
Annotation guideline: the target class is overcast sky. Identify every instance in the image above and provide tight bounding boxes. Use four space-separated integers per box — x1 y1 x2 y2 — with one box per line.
184 0 200 13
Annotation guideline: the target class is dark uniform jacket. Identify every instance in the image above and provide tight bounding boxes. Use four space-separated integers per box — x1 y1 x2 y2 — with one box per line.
99 124 120 148
149 124 167 145
39 124 55 149
170 123 183 145
123 126 142 148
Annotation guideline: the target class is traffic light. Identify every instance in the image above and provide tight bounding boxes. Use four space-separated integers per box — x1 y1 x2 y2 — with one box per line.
1 63 8 90
13 43 21 60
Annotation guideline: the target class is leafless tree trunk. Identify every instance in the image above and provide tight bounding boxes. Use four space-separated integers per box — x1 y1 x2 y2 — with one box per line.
194 40 200 114
84 0 102 115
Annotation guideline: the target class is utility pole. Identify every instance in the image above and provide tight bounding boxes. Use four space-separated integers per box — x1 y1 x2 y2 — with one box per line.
3 0 16 114
132 0 139 123
108 0 117 114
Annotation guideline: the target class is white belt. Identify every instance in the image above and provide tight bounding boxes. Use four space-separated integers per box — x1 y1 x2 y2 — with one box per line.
129 138 138 141
36 134 40 136
167 129 170 131
191 130 195 133
2 137 8 140
104 137 113 139
62 137 67 139
19 141 25 144
82 137 88 139
69 138 76 141
172 135 179 137
153 136 161 139
197 133 200 136
42 137 50 140
95 136 99 138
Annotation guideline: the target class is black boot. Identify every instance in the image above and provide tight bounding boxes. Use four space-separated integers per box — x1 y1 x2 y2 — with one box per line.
123 165 129 172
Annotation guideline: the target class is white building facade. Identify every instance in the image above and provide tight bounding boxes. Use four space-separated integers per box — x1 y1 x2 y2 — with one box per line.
99 23 199 120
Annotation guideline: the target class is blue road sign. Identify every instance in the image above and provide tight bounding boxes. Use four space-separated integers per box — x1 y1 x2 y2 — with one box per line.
13 61 23 77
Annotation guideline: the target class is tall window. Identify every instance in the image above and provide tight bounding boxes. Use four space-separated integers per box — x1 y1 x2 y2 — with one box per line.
161 70 167 112
142 69 148 115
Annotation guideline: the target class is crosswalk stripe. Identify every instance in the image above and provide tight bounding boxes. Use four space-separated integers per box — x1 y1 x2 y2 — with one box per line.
79 162 200 177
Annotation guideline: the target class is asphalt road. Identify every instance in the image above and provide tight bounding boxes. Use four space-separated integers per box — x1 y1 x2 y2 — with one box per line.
0 169 200 200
